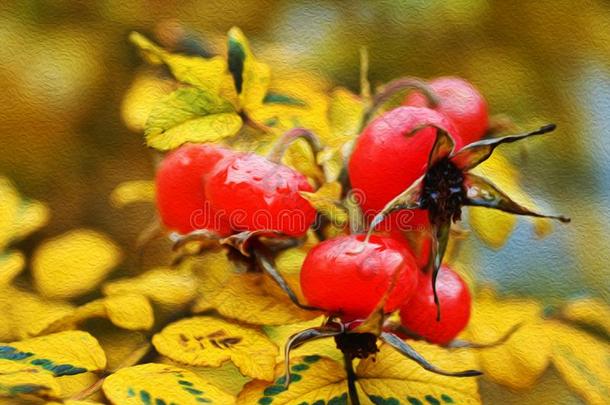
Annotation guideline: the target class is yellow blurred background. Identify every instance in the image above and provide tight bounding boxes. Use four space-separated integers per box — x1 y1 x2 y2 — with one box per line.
0 3 608 402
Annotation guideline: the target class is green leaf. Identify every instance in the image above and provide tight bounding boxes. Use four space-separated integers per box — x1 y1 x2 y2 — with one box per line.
103 363 235 405
129 32 227 93
145 87 242 151
227 27 271 110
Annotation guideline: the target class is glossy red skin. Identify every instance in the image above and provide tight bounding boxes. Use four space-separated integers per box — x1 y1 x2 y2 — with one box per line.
399 265 471 345
206 153 316 237
404 77 489 145
300 234 419 321
155 144 233 235
348 106 464 230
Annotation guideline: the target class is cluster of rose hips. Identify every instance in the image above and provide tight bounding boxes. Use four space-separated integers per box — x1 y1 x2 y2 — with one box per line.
155 77 568 377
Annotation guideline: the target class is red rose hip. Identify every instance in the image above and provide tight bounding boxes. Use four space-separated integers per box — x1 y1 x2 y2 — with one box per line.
155 143 233 235
399 265 471 345
404 77 488 144
348 106 463 231
206 153 316 237
300 234 419 321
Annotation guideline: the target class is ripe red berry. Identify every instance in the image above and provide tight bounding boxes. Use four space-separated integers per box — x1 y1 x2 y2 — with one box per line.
300 234 419 321
404 77 488 144
206 153 316 237
348 106 464 230
155 143 233 235
399 265 471 345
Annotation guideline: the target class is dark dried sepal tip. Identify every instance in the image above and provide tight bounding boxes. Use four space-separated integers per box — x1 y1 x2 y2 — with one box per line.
451 124 557 171
367 175 424 235
428 221 451 321
445 323 523 349
283 324 343 387
463 173 570 223
409 126 455 166
381 332 483 377
170 229 221 251
253 249 323 312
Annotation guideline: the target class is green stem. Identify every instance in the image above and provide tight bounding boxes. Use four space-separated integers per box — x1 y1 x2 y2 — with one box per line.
343 354 361 405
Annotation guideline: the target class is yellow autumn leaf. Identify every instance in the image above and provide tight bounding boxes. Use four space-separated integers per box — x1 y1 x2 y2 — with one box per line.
47 400 104 405
205 272 319 326
54 371 99 400
121 71 174 132
317 145 345 183
109 180 155 208
105 294 155 331
0 359 60 399
103 363 235 405
0 251 25 285
130 32 228 94
1 331 106 376
0 177 49 251
103 266 198 308
187 249 239 299
93 328 149 372
145 87 243 151
469 153 552 248
174 362 251 396
479 368 581 405
153 316 278 381
227 27 271 111
263 317 341 363
0 287 74 340
560 298 610 336
467 289 551 389
248 76 331 142
41 294 154 334
282 138 325 185
327 87 364 147
189 250 318 325
32 229 122 300
237 355 352 405
358 342 481 404
300 181 348 226
274 231 318 276
546 321 610 405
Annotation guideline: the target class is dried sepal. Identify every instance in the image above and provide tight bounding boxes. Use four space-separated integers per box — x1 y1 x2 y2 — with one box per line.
445 322 522 349
367 175 425 234
380 332 482 377
450 124 556 171
283 323 344 387
463 173 570 223
253 248 322 312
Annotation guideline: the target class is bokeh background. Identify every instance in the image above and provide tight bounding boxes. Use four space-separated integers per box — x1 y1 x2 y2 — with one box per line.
0 1 608 403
